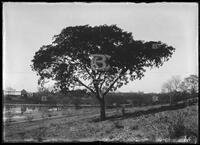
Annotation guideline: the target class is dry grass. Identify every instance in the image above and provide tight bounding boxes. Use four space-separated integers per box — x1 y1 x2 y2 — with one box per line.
4 104 198 143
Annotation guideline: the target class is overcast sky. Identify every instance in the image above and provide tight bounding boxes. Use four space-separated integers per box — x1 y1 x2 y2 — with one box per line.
3 2 198 93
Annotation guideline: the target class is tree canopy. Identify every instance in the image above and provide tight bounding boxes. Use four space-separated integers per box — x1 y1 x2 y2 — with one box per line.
31 24 175 96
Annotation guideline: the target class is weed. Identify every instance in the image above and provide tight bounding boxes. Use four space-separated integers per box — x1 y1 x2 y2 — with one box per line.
18 132 26 140
34 126 48 142
130 125 139 130
26 115 34 122
113 121 124 129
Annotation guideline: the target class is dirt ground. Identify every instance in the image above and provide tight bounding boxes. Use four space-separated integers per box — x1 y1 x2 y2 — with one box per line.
3 104 198 143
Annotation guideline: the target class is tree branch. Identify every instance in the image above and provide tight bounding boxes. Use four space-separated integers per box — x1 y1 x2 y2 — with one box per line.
100 78 107 89
102 76 120 96
83 65 95 80
99 72 110 89
103 69 128 96
97 72 103 80
74 77 96 94
75 77 102 102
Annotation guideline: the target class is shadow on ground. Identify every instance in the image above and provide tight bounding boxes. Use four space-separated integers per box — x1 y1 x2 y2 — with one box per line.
91 102 197 122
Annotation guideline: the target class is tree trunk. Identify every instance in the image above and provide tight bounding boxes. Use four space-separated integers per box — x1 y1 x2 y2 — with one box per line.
170 95 172 105
99 98 106 121
94 83 106 121
170 93 173 105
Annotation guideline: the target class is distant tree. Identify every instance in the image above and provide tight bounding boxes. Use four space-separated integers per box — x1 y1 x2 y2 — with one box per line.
30 86 50 104
162 76 182 93
179 75 198 95
162 76 182 105
126 99 133 106
152 95 159 105
31 24 175 120
67 89 86 108
4 87 16 96
138 91 144 94
5 87 16 91
21 89 28 98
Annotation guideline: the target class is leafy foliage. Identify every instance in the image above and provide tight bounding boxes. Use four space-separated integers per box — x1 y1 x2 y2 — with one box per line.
179 75 198 94
31 24 175 95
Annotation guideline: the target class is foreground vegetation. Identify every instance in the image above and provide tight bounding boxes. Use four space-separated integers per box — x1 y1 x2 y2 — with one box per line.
4 102 198 143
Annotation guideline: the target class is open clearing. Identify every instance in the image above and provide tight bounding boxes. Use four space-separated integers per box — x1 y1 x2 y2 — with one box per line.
4 102 198 143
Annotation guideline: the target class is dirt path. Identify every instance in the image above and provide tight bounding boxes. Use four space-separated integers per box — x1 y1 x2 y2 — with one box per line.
4 110 116 135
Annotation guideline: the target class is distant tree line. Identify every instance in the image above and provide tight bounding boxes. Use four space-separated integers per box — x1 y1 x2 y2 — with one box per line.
4 90 197 107
4 74 198 108
162 74 198 105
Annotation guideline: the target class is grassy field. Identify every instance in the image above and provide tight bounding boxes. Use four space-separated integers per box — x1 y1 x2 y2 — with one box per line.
4 103 198 143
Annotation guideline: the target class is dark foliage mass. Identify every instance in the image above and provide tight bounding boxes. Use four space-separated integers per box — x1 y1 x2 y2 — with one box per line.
31 25 175 94
5 91 197 108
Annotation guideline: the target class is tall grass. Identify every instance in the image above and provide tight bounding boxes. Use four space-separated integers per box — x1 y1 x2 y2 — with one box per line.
146 107 198 143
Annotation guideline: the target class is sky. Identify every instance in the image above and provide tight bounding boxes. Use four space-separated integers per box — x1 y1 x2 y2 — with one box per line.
3 2 198 93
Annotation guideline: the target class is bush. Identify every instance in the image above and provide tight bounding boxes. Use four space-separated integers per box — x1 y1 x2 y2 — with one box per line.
34 126 48 142
26 115 34 122
113 121 124 129
130 125 139 130
164 110 197 141
6 117 12 123
146 106 197 143
6 112 14 124
168 116 186 139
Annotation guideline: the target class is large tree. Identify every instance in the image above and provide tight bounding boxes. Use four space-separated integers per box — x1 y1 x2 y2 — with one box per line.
31 25 175 120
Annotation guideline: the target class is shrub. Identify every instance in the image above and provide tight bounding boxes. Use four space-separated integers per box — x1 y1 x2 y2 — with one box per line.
130 125 139 130
18 132 26 140
35 126 48 142
62 111 68 116
168 117 186 139
41 113 46 118
146 106 197 143
26 115 34 122
113 121 124 129
6 111 14 122
6 117 12 123
164 110 197 141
